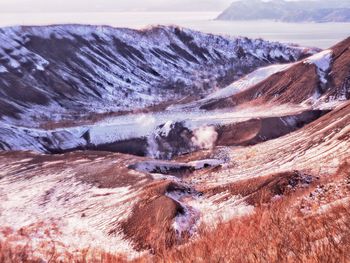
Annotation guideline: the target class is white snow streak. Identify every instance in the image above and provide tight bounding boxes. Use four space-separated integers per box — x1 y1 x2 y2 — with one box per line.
0 167 140 257
304 49 333 84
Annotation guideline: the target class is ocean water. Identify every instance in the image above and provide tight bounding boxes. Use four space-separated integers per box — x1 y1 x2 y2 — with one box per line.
0 12 349 48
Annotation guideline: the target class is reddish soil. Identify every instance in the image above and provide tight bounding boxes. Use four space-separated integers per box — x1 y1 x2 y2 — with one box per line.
326 37 350 100
119 181 183 251
201 171 317 206
202 37 350 110
201 62 319 110
216 110 327 147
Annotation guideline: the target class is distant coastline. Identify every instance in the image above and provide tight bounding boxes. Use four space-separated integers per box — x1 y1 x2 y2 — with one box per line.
0 12 349 48
217 0 350 23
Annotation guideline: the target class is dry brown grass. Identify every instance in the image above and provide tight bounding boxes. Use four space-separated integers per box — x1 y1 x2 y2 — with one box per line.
145 164 350 263
2 163 349 263
3 198 349 263
0 241 128 263
140 194 350 263
0 224 128 263
202 170 317 206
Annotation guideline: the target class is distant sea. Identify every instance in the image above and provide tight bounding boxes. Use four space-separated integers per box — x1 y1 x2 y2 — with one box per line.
1 12 349 48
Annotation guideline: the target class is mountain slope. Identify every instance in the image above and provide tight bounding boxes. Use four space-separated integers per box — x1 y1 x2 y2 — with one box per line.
0 26 349 262
1 99 349 261
3 36 350 157
0 25 312 126
0 36 348 159
200 37 350 110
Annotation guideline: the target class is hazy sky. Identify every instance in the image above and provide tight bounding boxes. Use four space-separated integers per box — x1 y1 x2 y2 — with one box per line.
0 0 234 12
0 0 334 13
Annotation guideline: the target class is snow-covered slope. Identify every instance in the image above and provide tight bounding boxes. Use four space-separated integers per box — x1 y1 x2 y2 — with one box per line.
0 25 314 126
1 98 349 261
0 150 253 258
0 25 349 261
169 62 295 110
6 35 350 157
200 37 350 110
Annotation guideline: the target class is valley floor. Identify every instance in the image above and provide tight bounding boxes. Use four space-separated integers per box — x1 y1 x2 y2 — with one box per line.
1 101 350 262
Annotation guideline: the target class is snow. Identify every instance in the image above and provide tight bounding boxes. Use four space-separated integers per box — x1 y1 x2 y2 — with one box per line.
189 192 254 225
0 149 254 255
0 24 347 259
0 25 315 127
172 208 197 236
304 49 333 84
0 158 142 258
131 157 249 237
146 120 175 158
269 49 289 61
34 57 49 71
0 29 51 71
208 63 293 100
131 160 189 174
191 107 350 189
131 159 224 174
6 55 20 68
169 62 294 110
0 103 310 153
165 190 200 236
280 116 297 127
0 65 7 72
157 121 174 137
167 189 254 234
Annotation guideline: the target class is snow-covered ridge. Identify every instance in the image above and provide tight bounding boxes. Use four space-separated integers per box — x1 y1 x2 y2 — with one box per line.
0 24 314 125
0 154 143 258
169 62 295 110
304 49 333 84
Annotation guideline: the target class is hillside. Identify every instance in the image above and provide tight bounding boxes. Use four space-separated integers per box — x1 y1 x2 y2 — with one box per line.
0 25 349 262
198 37 350 110
0 25 312 126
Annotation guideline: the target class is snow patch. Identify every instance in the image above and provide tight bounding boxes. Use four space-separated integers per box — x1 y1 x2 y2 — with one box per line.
207 63 294 101
189 192 254 225
130 160 191 174
304 50 333 84
0 65 7 73
35 58 49 71
172 206 199 237
130 159 223 174
166 190 200 236
167 189 254 234
157 121 174 137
